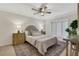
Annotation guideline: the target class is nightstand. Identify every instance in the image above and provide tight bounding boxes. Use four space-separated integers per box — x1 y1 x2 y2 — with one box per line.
12 32 25 45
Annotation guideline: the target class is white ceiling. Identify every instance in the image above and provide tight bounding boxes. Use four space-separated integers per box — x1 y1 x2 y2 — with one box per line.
0 3 77 20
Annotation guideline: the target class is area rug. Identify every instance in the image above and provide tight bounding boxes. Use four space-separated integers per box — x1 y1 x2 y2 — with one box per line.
14 41 65 56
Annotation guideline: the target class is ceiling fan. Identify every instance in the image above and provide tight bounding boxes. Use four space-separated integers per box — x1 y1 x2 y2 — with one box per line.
32 3 51 16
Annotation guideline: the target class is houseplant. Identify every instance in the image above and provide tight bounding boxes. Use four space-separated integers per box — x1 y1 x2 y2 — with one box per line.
65 20 78 37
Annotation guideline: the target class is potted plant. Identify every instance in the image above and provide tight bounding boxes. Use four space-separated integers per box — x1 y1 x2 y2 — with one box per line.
65 19 78 38
65 28 72 36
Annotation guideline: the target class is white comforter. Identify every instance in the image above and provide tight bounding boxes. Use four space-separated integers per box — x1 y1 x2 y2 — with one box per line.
26 35 57 55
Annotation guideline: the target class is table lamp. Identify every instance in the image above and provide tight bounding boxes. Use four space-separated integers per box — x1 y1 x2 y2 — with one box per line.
17 24 21 33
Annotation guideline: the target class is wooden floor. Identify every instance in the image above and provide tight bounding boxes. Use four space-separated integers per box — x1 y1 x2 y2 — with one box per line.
0 44 66 56
0 45 16 56
0 38 70 56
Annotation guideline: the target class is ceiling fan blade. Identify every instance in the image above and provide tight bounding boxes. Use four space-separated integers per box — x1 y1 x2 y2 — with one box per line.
32 8 38 11
46 12 51 14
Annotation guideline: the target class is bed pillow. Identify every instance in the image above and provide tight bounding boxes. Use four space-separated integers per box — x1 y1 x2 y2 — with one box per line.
25 31 29 36
31 31 42 36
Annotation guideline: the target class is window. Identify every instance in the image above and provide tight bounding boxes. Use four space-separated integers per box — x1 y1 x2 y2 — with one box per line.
51 22 57 35
57 22 62 36
62 22 68 36
51 21 68 36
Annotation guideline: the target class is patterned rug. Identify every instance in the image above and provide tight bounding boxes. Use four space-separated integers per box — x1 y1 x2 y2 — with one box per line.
14 41 65 56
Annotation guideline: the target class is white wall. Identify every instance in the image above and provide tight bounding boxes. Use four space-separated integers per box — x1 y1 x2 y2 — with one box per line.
0 11 44 46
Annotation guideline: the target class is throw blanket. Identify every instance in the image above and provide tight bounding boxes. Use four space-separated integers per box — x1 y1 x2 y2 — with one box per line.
26 35 57 55
35 36 57 55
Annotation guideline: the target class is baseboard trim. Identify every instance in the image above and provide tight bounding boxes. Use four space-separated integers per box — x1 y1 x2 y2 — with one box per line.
0 44 13 47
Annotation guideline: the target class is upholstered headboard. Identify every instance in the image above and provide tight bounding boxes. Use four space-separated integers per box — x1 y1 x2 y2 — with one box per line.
25 25 39 36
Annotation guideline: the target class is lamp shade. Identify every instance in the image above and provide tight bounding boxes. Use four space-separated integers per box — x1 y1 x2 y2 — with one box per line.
16 24 21 32
17 25 21 29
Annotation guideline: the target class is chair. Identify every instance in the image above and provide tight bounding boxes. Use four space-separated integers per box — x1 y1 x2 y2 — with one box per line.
70 38 79 56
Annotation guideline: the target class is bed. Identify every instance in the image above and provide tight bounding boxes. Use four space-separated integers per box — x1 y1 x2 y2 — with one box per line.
25 25 57 55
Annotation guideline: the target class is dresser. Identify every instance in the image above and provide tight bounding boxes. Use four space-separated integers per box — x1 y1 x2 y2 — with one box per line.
12 31 26 45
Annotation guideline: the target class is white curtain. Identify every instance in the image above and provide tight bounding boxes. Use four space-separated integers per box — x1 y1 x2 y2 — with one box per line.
51 21 68 37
